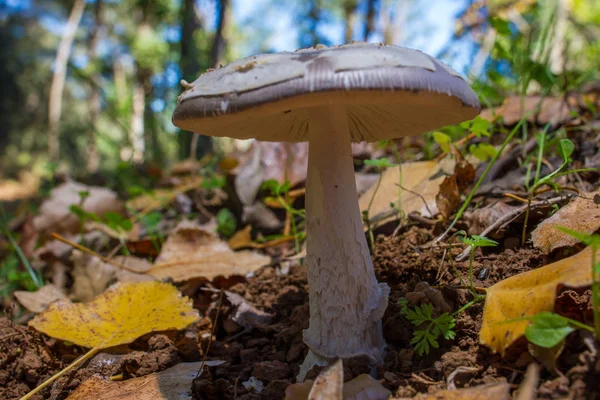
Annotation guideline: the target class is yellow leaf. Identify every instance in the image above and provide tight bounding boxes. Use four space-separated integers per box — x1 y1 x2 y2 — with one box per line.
480 247 596 355
66 361 225 400
29 281 199 348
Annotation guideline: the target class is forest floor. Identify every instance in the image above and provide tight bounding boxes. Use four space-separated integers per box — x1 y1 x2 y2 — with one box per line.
1 90 600 399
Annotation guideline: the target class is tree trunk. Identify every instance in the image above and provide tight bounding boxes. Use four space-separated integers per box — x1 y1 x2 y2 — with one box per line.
211 0 230 68
342 0 358 44
179 0 212 160
48 0 86 163
363 0 377 41
86 0 103 172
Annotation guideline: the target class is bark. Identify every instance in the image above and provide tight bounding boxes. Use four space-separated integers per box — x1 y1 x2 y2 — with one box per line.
48 0 86 162
86 0 103 172
179 0 213 159
363 0 377 41
211 0 230 68
342 0 359 44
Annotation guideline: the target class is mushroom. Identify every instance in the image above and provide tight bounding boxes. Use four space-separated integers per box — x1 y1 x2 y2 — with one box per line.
172 43 481 377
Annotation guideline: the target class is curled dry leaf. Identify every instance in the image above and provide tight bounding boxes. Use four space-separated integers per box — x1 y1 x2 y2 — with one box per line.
436 148 475 221
392 382 510 400
147 220 270 282
29 281 199 348
531 191 600 253
65 361 225 400
33 181 124 235
464 201 519 236
286 359 390 400
71 250 116 302
13 284 67 313
480 247 596 355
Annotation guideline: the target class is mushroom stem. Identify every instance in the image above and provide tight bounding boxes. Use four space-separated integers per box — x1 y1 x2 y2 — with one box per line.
302 104 389 369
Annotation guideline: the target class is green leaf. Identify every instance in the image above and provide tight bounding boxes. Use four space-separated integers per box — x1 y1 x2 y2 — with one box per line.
525 311 574 348
216 208 237 238
201 175 226 190
364 158 396 169
556 139 574 163
469 143 497 161
489 17 511 36
433 132 451 153
460 235 499 248
556 226 600 247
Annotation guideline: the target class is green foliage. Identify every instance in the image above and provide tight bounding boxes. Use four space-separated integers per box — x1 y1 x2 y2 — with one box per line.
202 175 226 190
460 235 499 248
399 298 456 356
433 132 451 153
364 157 396 169
469 143 497 161
216 208 237 238
525 311 575 348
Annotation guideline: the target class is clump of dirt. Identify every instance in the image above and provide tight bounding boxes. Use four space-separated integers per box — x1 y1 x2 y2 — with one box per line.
0 317 63 399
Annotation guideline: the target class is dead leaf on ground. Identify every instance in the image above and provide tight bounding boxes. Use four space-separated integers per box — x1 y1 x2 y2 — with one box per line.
71 250 116 302
286 359 390 400
126 189 174 212
0 171 40 201
436 148 476 221
480 95 571 125
531 191 600 253
66 361 225 400
29 281 199 348
147 220 270 282
33 181 124 235
14 284 67 313
480 247 597 355
224 291 274 331
392 382 510 400
464 201 520 236
359 161 444 228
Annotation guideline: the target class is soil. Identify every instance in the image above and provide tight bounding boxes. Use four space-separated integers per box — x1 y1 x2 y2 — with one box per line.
2 225 598 399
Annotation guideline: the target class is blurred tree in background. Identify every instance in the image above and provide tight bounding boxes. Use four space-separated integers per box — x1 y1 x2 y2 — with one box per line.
0 0 598 180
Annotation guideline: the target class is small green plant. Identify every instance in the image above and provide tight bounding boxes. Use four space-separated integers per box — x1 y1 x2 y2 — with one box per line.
399 298 456 356
216 208 237 238
362 158 396 252
261 179 306 253
460 234 499 294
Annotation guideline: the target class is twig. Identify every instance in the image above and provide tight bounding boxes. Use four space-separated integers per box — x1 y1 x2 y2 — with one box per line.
455 195 570 261
196 290 224 379
398 184 435 218
50 233 139 273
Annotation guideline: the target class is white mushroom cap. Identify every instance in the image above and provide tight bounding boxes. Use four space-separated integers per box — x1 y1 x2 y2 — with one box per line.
173 42 481 142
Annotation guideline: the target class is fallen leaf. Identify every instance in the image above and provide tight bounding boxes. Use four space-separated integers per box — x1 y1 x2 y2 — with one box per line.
0 171 40 201
393 382 510 400
224 291 274 330
309 358 343 399
531 191 600 253
480 247 597 355
14 284 67 313
70 250 116 302
33 181 125 235
286 359 390 400
480 95 571 125
436 149 476 221
359 161 445 227
29 281 199 348
66 361 225 400
126 189 174 211
147 220 270 282
464 202 519 236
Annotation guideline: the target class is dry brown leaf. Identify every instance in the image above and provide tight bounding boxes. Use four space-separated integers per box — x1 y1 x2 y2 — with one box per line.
480 247 597 355
393 382 510 400
0 171 40 201
126 188 174 211
435 150 476 221
464 202 519 236
33 181 124 235
71 250 116 302
148 220 270 282
309 358 343 399
13 284 67 313
286 360 390 400
66 361 225 400
531 191 600 253
359 161 446 228
480 95 571 125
